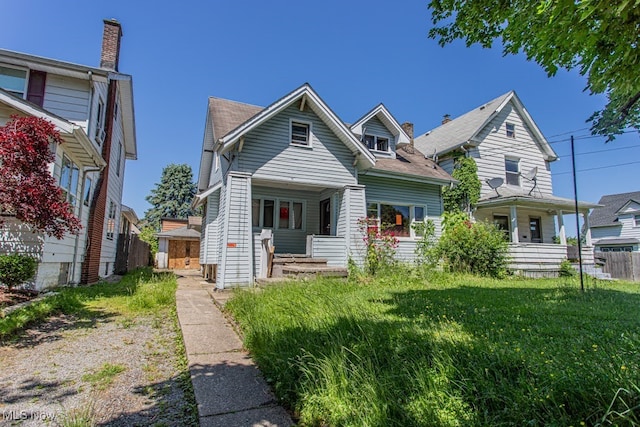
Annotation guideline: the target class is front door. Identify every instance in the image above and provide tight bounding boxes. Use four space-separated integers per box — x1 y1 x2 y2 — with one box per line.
529 217 542 243
320 198 331 235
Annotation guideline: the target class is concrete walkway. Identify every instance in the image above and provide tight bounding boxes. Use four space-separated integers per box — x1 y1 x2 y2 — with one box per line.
174 270 294 427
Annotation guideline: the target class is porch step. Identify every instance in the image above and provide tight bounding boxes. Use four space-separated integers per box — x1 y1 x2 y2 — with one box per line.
572 264 613 280
281 264 348 278
271 254 331 278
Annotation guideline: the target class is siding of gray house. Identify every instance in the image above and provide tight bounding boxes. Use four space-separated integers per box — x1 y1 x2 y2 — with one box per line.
237 105 358 187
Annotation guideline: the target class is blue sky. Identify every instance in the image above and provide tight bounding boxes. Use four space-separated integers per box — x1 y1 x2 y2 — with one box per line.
3 1 638 231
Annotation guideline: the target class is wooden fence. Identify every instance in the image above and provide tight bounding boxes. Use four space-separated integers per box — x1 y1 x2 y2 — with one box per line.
596 252 640 282
115 233 151 275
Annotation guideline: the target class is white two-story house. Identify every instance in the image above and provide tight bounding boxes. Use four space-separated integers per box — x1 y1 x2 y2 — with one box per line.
0 19 137 289
414 91 599 276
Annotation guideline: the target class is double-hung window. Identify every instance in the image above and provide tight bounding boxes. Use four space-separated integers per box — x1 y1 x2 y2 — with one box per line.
106 200 116 240
367 202 426 238
253 198 304 230
59 155 80 208
290 120 311 146
506 123 516 138
505 157 520 186
634 214 640 227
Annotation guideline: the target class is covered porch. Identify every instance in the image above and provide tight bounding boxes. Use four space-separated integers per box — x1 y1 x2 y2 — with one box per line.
476 194 600 276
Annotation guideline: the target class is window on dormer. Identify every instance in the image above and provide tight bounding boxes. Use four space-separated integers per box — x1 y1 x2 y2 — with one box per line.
506 122 516 138
364 134 389 152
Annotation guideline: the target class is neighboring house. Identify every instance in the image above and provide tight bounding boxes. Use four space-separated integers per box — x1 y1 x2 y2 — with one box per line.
0 19 137 288
156 217 201 270
589 191 640 252
194 84 454 288
414 91 599 276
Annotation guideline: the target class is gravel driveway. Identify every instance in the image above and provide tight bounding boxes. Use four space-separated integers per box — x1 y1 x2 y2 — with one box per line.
0 309 196 426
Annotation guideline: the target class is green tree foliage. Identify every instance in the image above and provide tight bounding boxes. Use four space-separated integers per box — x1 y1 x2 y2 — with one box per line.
144 164 197 230
139 225 159 258
0 254 37 289
428 0 640 139
442 157 481 214
436 211 509 277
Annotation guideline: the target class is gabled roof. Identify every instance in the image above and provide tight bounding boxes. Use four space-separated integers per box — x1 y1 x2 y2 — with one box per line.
0 88 106 169
363 145 455 185
349 104 411 147
589 191 640 227
414 91 557 161
217 84 376 168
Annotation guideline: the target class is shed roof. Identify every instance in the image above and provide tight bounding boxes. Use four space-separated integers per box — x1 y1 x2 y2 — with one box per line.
156 226 200 239
589 191 640 227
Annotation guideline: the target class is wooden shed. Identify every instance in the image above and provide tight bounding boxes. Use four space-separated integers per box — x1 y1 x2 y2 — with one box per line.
156 217 201 270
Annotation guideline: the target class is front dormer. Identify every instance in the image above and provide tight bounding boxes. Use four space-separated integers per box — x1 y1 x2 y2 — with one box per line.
350 104 411 159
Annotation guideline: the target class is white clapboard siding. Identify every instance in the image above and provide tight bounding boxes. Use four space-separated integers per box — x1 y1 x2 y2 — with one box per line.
508 244 568 274
219 174 253 286
347 186 367 265
307 236 347 266
238 105 358 187
203 191 221 264
43 74 90 123
396 240 418 263
472 103 553 197
360 174 443 217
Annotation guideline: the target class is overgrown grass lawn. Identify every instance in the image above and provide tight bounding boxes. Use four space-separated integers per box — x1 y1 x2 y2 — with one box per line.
0 268 176 339
227 271 640 426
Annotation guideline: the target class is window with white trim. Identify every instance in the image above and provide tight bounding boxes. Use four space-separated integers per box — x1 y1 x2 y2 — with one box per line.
0 65 27 97
505 157 520 186
290 121 311 146
367 202 426 238
95 97 106 145
252 198 304 230
635 214 640 227
59 154 80 207
106 200 116 240
83 177 92 207
506 122 516 138
363 134 389 152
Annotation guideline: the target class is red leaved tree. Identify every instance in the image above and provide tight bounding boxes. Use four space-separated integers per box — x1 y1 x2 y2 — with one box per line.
0 115 81 239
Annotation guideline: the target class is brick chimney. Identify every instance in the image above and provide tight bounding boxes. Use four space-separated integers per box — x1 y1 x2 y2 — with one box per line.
401 122 414 147
100 19 122 71
442 114 452 125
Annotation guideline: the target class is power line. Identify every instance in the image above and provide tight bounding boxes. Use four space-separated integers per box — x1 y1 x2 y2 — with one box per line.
552 160 640 176
547 129 639 144
554 144 640 158
544 127 590 139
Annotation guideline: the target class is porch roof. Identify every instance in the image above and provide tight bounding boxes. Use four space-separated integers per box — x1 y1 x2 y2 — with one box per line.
477 188 601 211
594 238 639 246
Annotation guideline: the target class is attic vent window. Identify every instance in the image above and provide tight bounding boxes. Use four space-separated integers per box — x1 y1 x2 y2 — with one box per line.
290 120 311 146
0 66 27 97
506 122 516 138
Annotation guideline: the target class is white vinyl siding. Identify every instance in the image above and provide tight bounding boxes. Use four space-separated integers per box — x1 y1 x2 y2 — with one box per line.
471 102 553 198
237 105 358 188
42 74 91 124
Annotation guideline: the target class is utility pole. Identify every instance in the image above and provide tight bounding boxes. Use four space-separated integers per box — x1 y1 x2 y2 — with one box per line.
571 135 584 291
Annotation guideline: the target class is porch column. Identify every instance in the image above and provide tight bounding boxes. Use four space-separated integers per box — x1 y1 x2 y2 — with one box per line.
556 210 567 245
510 205 519 243
582 210 592 246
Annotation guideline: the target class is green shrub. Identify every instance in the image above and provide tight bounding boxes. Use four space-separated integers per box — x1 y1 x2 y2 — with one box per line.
436 212 509 277
0 253 37 289
413 219 438 267
559 259 576 277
